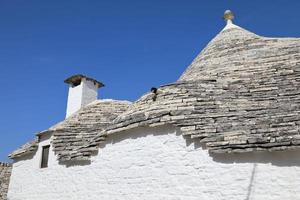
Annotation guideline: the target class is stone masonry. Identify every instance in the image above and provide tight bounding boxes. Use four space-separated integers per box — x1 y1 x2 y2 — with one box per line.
0 162 11 200
9 12 300 162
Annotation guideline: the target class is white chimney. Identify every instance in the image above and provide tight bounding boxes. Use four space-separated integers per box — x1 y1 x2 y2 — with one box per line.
64 74 104 118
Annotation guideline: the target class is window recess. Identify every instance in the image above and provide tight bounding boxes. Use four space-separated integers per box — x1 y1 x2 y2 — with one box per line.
41 145 50 168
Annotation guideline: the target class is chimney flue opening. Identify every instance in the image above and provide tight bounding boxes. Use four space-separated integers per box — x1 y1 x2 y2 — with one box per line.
71 79 82 87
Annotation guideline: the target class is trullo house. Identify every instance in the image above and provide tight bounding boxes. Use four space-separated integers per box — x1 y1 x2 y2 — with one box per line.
2 10 300 200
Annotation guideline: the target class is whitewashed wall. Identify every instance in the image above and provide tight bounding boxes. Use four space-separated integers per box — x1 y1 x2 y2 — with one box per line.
66 78 98 118
66 81 84 118
81 79 98 107
7 126 300 200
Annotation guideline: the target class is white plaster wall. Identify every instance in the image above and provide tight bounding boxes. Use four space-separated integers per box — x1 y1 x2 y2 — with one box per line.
65 79 98 118
81 79 98 107
66 83 83 118
8 126 300 200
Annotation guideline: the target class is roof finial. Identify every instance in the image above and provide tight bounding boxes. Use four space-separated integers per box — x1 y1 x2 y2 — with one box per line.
223 10 234 25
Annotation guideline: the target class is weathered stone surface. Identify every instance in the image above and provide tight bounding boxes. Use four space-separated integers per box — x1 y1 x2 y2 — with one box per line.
50 99 131 161
9 140 38 159
0 162 11 200
9 23 300 162
84 26 300 159
9 99 131 161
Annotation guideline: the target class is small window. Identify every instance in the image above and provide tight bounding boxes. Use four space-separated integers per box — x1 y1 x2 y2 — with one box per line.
41 145 50 168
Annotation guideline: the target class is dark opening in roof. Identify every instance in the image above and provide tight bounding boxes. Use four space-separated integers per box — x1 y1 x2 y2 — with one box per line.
64 74 104 88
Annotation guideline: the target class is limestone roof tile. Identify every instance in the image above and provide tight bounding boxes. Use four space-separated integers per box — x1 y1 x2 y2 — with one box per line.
9 12 300 161
82 20 300 159
9 99 131 160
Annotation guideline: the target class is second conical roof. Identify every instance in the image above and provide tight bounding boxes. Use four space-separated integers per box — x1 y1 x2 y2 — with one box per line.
179 24 300 82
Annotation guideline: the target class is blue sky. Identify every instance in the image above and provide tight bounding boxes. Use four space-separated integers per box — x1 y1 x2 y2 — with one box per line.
0 0 299 162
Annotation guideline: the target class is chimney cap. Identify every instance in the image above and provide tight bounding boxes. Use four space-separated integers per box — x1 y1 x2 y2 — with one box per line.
64 74 104 88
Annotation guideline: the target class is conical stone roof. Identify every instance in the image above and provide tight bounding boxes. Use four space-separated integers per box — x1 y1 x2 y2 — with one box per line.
180 24 300 83
9 99 131 161
9 11 300 162
83 11 300 157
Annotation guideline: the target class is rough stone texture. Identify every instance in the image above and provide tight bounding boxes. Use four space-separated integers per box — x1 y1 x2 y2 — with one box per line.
0 163 12 200
180 26 300 82
82 25 300 159
9 24 300 162
9 99 131 161
7 126 300 200
9 140 38 159
49 99 130 161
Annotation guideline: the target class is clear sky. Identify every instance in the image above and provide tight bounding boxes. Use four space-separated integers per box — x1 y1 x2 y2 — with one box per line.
0 0 299 162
